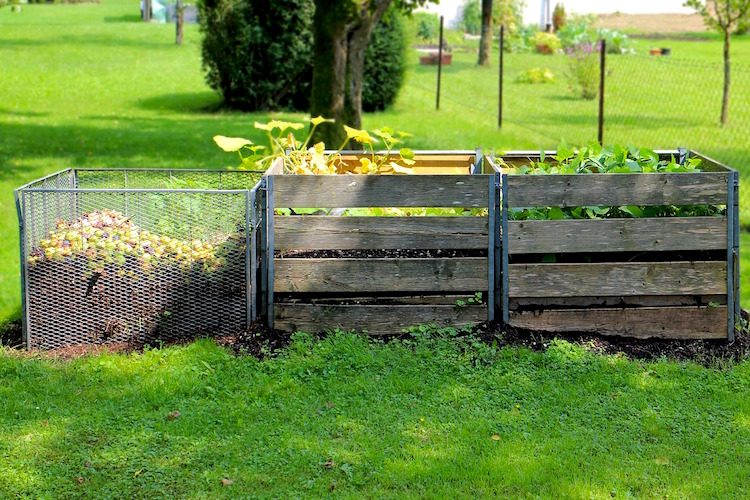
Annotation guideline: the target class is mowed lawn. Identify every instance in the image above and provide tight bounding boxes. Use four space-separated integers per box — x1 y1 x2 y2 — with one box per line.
2 333 750 498
1 0 750 323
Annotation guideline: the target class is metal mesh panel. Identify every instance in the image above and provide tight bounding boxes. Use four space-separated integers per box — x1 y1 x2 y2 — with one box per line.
19 169 262 350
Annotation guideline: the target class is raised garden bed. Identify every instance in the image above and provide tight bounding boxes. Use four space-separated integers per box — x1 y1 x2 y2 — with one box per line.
15 168 262 349
263 151 494 335
487 149 740 340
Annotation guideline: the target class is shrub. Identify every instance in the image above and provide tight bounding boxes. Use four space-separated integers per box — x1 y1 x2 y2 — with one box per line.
198 0 404 112
534 31 561 53
362 10 407 112
460 0 482 35
197 0 315 111
515 68 555 84
552 2 566 31
565 41 600 100
415 12 438 43
597 28 632 54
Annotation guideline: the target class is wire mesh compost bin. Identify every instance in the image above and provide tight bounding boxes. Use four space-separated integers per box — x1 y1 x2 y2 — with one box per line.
15 169 263 349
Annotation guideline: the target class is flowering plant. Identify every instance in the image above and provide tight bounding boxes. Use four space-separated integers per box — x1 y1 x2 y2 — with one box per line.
565 41 600 100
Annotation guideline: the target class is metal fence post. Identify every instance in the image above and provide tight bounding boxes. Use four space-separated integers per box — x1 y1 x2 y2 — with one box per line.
436 15 444 111
498 24 504 128
259 178 268 319
266 175 275 329
501 174 509 324
14 190 28 348
598 38 606 145
487 176 495 322
246 190 253 326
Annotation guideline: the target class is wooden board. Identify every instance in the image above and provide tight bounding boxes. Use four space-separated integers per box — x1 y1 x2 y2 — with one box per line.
506 172 728 207
274 258 488 293
338 154 475 174
274 303 487 335
508 306 728 339
273 175 489 208
277 294 486 306
508 217 727 254
508 261 726 297
510 294 726 309
274 216 488 250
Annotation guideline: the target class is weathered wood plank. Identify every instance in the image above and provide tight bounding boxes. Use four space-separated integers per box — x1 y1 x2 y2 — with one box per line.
508 306 728 339
279 294 486 306
274 216 488 250
508 217 727 254
510 294 726 309
506 172 728 207
274 258 488 293
338 154 475 174
273 175 489 208
508 261 726 297
274 303 487 334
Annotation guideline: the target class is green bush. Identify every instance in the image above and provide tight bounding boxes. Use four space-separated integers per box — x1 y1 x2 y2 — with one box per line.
197 0 315 111
198 0 404 112
362 10 407 112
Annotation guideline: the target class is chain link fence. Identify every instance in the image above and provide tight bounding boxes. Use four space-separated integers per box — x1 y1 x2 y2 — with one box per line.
16 169 262 349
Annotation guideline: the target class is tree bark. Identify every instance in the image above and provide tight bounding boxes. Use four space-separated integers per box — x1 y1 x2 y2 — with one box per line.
310 0 392 147
478 0 493 66
175 0 184 45
721 30 730 125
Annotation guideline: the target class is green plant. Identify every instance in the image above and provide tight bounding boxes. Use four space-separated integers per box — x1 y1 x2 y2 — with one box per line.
534 31 561 53
362 8 407 112
416 12 438 42
597 28 632 54
494 143 725 221
565 41 600 99
214 118 416 175
552 2 566 31
197 0 314 111
515 67 555 84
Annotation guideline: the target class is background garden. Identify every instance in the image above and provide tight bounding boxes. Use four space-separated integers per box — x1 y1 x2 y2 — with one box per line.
2 0 750 496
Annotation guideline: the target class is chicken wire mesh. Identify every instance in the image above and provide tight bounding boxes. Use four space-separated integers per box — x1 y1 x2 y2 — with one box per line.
16 169 263 350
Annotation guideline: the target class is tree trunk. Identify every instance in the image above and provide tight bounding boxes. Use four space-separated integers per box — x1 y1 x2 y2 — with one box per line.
310 0 392 147
721 30 731 125
175 0 184 45
478 0 493 66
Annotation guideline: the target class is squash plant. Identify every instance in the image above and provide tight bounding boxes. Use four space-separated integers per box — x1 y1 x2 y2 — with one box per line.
214 116 416 175
494 143 725 221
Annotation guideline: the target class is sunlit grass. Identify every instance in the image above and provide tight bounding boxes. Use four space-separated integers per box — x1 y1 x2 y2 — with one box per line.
1 333 750 497
1 0 749 322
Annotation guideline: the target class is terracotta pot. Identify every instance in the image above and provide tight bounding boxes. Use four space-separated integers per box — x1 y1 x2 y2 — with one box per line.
650 48 662 56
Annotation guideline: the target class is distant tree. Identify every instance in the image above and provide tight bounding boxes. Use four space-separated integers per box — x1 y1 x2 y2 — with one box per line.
684 0 750 125
416 14 438 43
478 0 493 65
310 0 432 146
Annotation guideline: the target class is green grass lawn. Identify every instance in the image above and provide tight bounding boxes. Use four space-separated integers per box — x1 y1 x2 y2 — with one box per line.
2 332 750 497
1 0 749 322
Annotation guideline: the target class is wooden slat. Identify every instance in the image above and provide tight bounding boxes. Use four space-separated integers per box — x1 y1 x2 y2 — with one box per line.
279 295 484 306
510 294 726 309
508 217 727 254
339 154 475 174
274 258 488 293
274 216 488 250
506 172 728 207
274 303 487 335
509 261 726 297
509 306 728 339
273 175 489 208
265 157 284 175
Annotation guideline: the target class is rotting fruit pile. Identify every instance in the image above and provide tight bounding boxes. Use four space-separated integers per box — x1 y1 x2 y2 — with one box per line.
28 209 228 274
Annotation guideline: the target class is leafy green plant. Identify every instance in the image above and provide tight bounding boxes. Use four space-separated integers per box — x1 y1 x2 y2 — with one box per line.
552 3 566 31
416 12 439 42
515 67 555 84
565 41 600 99
534 31 561 53
214 117 416 175
494 143 725 221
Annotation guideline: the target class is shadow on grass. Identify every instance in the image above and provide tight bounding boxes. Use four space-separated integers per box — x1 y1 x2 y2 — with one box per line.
136 92 225 113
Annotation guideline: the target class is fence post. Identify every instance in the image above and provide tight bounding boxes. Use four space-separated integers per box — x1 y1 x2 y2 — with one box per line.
727 171 736 341
501 174 509 324
266 175 275 329
598 39 606 144
498 24 504 128
247 190 254 326
436 15 444 111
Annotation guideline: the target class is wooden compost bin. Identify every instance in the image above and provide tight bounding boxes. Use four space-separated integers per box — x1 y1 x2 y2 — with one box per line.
265 151 496 334
490 151 740 340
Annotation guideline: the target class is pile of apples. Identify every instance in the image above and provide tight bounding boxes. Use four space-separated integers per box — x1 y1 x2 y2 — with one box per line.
28 209 228 273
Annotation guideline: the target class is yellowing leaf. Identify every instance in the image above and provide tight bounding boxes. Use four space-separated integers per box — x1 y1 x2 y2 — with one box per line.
213 135 252 152
344 125 376 144
360 158 378 175
254 122 273 131
308 116 334 126
491 434 500 441
390 162 414 175
654 456 670 465
314 142 325 155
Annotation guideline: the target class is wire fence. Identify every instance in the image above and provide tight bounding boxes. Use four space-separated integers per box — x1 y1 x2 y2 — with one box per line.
422 42 750 225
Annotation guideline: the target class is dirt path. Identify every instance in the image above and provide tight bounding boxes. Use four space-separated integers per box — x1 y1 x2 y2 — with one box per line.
594 13 708 34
